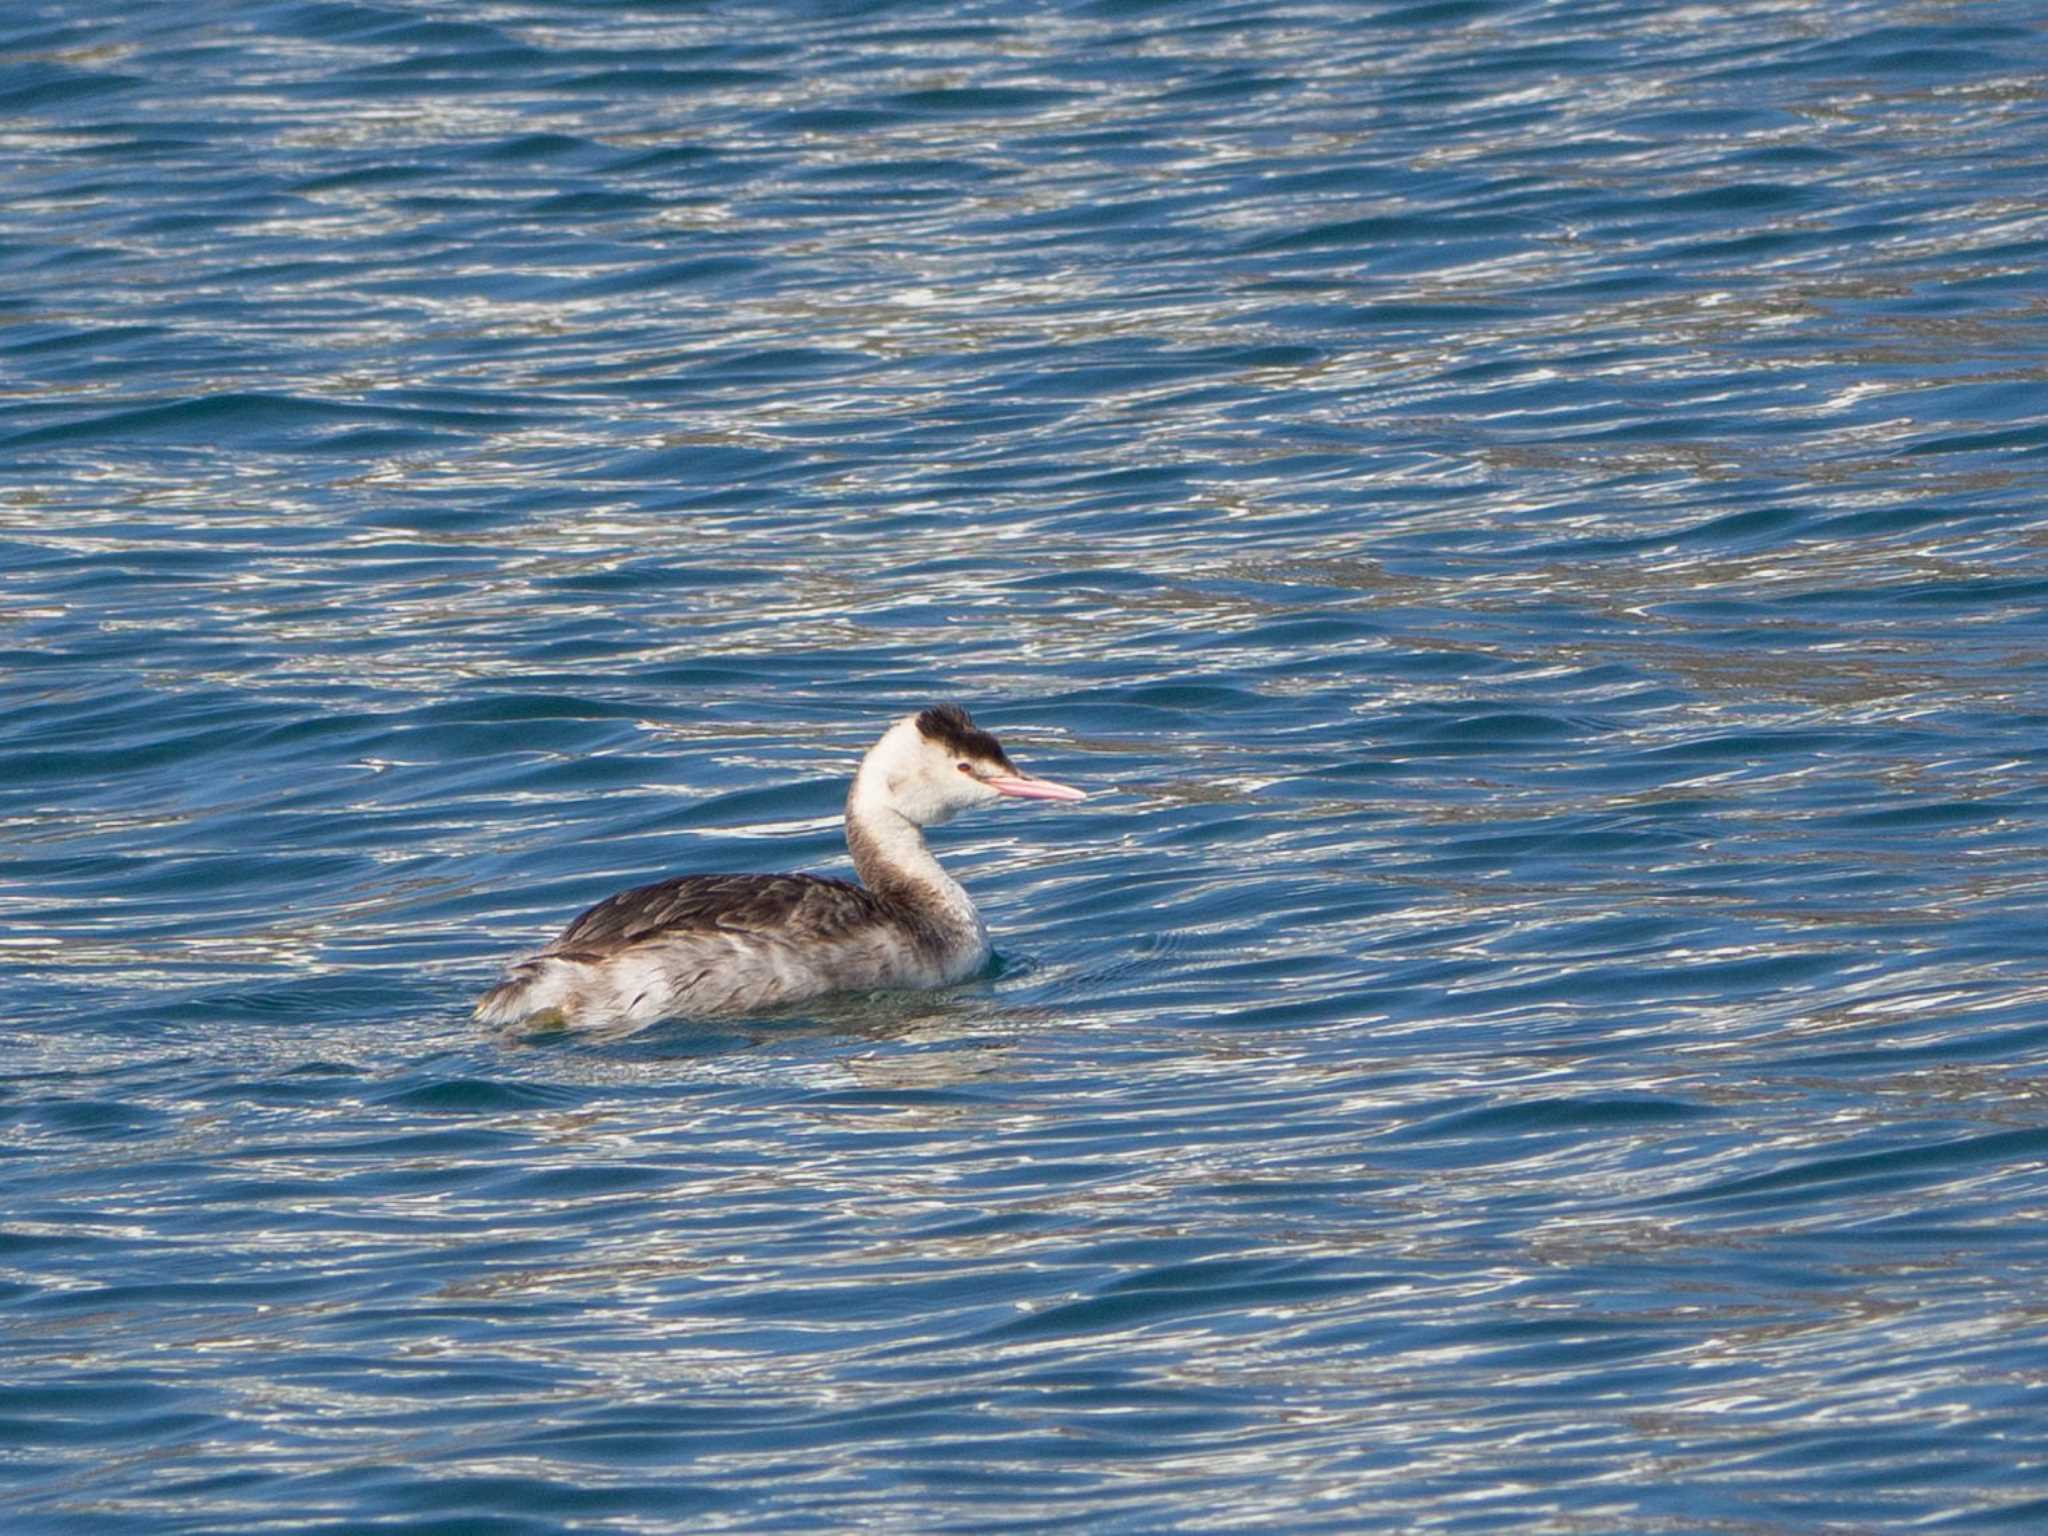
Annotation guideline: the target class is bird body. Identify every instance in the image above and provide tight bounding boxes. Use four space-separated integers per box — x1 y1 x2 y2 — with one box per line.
474 706 1083 1029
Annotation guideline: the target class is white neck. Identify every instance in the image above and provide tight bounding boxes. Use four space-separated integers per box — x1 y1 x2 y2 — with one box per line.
845 766 983 942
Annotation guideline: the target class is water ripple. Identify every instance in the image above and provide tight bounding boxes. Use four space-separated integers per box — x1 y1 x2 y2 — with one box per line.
4 0 2048 1530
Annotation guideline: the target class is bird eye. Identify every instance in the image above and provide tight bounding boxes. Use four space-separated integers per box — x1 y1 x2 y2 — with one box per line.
957 761 973 775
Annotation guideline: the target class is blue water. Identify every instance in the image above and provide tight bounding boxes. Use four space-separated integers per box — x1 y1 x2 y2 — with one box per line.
5 0 2048 1529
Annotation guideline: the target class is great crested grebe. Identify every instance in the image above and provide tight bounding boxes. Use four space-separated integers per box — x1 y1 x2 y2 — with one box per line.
474 705 1086 1029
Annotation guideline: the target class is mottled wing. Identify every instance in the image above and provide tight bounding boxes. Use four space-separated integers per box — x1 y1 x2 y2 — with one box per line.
540 873 886 960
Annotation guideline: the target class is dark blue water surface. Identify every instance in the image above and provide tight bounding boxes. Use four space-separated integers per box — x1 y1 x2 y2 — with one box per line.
6 0 2048 1529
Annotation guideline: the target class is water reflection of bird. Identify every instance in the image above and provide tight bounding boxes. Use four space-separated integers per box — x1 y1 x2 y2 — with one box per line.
475 705 1086 1030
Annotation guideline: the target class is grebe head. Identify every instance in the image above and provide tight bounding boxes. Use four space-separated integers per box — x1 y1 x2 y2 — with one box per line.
860 704 1087 827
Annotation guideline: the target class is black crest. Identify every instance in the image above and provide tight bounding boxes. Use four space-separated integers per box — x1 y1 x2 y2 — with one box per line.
915 703 1014 769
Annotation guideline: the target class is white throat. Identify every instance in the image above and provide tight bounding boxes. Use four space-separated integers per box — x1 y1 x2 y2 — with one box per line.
845 752 983 942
